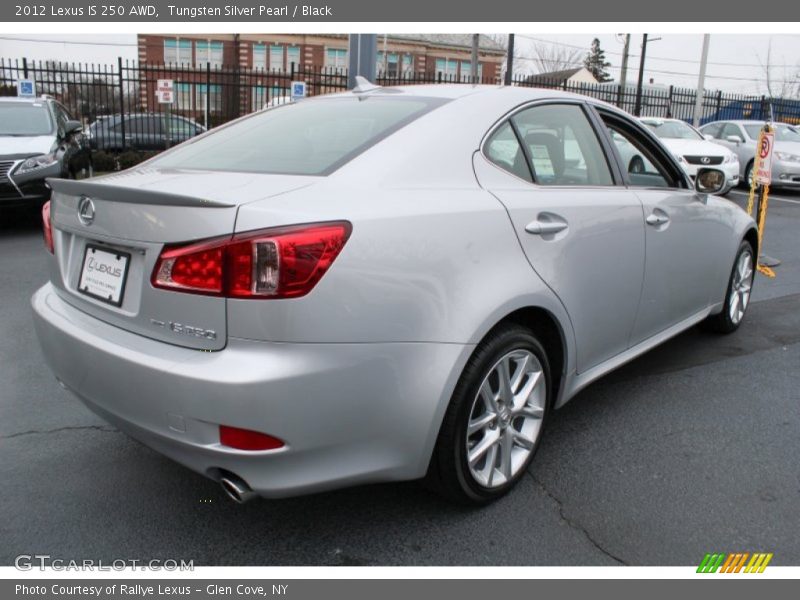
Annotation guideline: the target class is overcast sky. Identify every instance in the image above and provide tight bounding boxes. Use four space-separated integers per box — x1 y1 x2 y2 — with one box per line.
0 33 798 95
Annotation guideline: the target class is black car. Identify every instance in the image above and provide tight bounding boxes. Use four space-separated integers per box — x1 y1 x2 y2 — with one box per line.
0 96 91 207
87 113 206 152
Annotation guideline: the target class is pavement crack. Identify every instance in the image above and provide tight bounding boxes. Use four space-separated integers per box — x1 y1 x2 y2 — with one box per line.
527 471 628 565
1 425 119 440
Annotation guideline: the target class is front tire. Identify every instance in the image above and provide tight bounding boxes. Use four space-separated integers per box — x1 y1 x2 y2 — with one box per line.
704 241 755 333
426 324 551 504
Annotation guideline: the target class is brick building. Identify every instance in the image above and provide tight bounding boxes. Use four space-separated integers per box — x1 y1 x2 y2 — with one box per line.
136 34 506 118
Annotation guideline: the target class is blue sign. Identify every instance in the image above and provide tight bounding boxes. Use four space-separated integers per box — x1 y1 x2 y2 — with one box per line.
291 81 306 100
17 79 35 98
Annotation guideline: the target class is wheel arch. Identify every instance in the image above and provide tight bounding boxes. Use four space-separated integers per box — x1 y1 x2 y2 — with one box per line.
743 226 759 257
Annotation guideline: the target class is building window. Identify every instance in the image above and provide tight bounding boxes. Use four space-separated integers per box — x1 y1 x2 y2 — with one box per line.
196 84 222 112
435 58 458 80
175 83 192 110
459 61 483 82
164 39 192 65
195 41 223 68
376 52 399 77
401 54 414 77
269 45 284 71
253 43 267 70
325 48 348 70
287 46 300 70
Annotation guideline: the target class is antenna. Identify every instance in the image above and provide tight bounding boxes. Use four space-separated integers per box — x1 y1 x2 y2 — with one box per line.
353 76 381 94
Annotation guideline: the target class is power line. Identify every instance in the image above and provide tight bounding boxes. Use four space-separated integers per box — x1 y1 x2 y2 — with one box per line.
515 34 797 69
514 53 799 84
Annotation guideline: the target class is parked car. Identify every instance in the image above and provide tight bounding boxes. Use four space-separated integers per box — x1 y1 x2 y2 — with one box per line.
640 117 739 194
33 85 757 505
0 96 91 207
86 112 206 152
699 119 800 188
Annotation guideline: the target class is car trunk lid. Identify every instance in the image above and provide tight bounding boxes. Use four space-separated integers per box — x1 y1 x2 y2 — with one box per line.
47 168 318 350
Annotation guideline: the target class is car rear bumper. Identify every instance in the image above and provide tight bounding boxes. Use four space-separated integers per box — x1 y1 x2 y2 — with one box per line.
32 283 470 498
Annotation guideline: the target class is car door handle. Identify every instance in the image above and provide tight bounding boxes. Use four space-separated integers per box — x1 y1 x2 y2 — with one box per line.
525 219 568 235
646 212 670 226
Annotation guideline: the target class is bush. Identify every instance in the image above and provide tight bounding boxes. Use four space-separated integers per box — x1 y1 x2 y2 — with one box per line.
116 150 159 170
91 151 117 172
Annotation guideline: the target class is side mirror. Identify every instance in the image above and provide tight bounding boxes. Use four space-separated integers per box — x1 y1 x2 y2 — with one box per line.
703 134 714 141
695 168 726 194
726 135 743 144
63 120 83 137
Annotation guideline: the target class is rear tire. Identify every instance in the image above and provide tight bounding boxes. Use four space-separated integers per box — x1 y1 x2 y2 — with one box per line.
703 240 755 334
426 324 551 504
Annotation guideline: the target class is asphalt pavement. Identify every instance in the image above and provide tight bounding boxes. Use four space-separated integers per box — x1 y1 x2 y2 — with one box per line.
1 189 798 566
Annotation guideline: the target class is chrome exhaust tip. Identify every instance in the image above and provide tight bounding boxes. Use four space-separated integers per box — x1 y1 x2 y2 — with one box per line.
219 474 257 504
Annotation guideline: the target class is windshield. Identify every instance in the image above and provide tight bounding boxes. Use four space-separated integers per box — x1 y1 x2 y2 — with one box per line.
643 120 702 140
152 96 447 176
743 123 800 142
0 102 54 136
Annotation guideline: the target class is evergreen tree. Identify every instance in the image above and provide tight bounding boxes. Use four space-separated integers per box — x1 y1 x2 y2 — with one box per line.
584 38 613 82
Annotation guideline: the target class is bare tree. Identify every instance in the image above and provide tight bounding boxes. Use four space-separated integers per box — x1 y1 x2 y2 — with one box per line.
758 39 800 99
528 42 582 75
488 34 529 78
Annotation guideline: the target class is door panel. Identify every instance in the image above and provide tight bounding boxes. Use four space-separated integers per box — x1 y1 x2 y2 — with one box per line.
599 109 721 344
630 188 720 343
479 102 645 374
492 186 645 372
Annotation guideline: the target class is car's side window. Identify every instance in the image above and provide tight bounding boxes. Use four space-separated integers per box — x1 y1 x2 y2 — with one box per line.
702 122 723 139
601 113 686 189
720 123 742 141
484 121 532 182
510 104 614 186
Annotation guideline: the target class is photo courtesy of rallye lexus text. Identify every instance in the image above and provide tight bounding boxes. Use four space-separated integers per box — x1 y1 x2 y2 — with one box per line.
31 83 758 505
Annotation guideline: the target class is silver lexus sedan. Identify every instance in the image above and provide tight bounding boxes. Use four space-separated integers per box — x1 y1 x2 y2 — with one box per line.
32 85 758 505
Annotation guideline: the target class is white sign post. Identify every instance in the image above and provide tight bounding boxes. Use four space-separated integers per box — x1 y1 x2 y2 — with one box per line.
755 130 775 186
156 79 174 148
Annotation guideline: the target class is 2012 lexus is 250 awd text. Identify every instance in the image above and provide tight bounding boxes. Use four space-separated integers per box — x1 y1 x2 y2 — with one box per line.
32 83 758 504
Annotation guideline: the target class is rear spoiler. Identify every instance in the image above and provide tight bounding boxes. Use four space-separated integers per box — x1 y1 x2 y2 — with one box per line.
47 177 235 208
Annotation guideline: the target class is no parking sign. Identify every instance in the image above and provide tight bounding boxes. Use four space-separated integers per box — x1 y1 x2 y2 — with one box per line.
755 129 775 186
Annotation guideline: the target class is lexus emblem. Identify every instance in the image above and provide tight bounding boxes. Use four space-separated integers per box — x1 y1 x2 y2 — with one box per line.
701 156 711 164
77 196 95 226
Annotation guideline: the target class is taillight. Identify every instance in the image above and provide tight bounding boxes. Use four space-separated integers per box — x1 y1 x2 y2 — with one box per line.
42 200 54 254
152 221 351 299
219 425 284 451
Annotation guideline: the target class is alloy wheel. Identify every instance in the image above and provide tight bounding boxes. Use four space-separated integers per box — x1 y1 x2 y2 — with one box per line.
465 349 546 488
729 249 754 325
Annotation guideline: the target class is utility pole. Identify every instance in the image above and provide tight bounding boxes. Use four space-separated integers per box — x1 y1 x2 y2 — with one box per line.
347 34 377 88
617 34 631 108
470 34 479 82
633 33 648 117
504 34 515 86
692 34 711 127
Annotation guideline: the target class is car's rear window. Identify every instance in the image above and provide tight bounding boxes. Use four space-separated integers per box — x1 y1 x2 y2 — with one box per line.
151 96 447 176
0 102 53 136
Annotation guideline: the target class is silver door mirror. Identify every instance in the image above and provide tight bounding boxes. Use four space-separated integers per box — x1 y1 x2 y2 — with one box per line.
695 168 726 194
703 134 714 141
726 135 743 144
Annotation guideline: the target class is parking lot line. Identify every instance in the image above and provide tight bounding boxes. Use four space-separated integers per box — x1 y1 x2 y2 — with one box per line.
727 189 800 205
